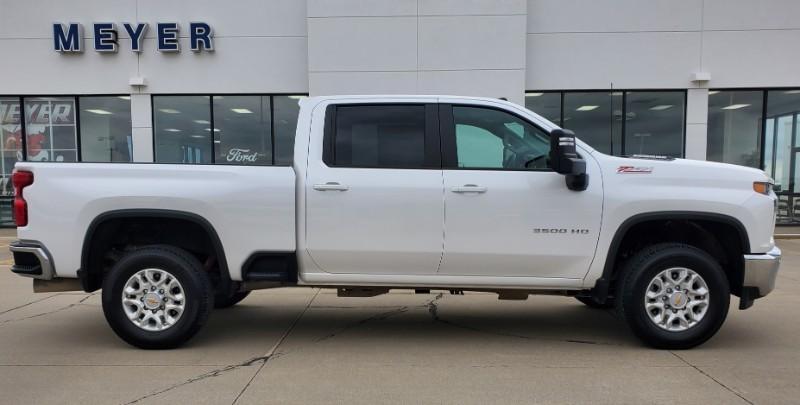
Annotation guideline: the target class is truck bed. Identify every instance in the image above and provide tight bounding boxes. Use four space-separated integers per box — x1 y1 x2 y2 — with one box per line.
15 162 296 281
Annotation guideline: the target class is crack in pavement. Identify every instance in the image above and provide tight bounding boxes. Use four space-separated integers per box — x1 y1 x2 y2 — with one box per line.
0 294 60 316
123 289 321 405
669 351 754 405
315 306 411 342
0 293 95 325
122 354 277 405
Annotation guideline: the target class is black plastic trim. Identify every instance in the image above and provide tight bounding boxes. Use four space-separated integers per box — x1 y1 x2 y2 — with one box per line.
241 251 297 283
79 209 230 292
592 211 751 301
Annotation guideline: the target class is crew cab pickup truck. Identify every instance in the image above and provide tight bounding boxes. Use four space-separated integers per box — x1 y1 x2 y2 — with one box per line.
9 95 781 349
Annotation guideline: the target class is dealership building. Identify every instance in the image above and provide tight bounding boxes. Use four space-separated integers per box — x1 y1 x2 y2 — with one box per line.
1 0 799 224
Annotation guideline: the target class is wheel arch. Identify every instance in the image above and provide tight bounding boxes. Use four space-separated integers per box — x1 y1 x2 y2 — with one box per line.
79 209 230 292
592 211 750 302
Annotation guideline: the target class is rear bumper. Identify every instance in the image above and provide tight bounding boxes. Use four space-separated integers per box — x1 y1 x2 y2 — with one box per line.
743 245 781 298
9 240 55 280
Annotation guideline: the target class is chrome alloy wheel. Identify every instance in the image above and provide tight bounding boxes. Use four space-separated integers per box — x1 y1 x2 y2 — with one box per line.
644 267 710 332
121 269 185 332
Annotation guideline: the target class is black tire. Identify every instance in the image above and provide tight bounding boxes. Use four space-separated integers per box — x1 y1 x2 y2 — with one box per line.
214 290 251 309
101 245 214 349
617 243 730 349
575 296 615 309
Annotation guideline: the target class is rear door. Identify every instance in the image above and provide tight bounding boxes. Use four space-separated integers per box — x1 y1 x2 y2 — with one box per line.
305 101 444 275
438 103 603 279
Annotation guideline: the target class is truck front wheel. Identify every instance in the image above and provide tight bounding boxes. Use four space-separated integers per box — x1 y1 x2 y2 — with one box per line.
617 243 730 349
101 246 214 349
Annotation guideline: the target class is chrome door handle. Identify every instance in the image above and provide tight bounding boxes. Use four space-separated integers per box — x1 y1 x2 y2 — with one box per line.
451 184 487 193
313 182 349 191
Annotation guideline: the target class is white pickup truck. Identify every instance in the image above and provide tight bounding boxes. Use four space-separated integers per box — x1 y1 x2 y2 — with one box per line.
10 95 780 349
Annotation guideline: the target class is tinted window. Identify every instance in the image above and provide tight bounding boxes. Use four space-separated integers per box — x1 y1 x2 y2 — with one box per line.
331 105 426 168
153 96 212 164
624 91 685 157
707 90 763 168
452 106 550 170
213 95 272 165
79 96 132 162
273 95 303 165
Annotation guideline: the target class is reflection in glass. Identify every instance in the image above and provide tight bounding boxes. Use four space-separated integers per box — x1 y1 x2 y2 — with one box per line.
624 91 685 157
273 96 303 165
524 92 561 125
706 91 762 168
213 96 271 165
153 96 212 164
0 98 21 225
79 96 132 162
563 92 617 154
23 97 78 162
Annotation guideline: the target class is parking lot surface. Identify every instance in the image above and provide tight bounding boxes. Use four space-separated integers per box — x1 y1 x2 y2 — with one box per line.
1 230 798 404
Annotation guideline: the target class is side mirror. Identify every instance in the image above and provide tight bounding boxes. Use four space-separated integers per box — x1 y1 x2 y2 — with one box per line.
549 129 589 191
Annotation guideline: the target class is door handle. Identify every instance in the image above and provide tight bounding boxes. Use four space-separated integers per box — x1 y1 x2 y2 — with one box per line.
313 182 349 191
451 184 487 193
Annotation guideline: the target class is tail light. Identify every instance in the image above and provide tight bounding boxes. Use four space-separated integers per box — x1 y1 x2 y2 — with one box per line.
12 170 34 227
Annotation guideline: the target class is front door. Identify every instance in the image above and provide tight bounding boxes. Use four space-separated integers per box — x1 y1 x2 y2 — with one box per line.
437 104 602 279
305 102 444 275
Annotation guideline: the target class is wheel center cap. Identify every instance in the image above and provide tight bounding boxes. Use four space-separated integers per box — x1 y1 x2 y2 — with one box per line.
669 291 688 309
143 292 162 310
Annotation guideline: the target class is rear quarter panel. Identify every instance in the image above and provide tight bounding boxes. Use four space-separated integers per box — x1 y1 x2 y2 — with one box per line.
15 162 296 281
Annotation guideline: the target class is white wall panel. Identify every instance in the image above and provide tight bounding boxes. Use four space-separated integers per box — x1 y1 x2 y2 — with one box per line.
307 17 417 72
702 30 800 88
421 0 525 16
703 0 800 31
419 15 526 70
526 32 701 90
309 71 418 95
308 0 417 17
527 0 702 33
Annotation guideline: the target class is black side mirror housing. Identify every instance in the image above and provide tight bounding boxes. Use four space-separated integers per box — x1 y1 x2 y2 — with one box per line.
549 129 589 191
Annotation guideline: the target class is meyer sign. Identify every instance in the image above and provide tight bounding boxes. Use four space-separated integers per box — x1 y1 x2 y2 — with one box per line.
53 22 213 53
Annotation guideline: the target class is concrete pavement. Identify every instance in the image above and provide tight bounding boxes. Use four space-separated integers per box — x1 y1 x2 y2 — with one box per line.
0 232 798 404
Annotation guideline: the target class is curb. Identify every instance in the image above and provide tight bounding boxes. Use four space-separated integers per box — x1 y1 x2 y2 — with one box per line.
775 234 800 240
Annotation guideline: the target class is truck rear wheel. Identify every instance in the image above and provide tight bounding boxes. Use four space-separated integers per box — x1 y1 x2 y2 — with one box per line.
101 246 214 349
617 243 729 349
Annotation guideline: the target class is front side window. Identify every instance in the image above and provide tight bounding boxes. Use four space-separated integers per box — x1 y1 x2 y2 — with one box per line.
23 97 78 162
452 106 550 170
329 104 427 168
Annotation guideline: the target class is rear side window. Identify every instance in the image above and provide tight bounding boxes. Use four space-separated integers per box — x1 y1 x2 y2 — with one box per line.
325 104 431 168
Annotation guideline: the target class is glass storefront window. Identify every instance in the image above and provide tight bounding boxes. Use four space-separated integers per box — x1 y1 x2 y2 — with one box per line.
524 92 561 125
23 97 78 162
707 91 763 168
0 97 22 225
79 96 132 162
623 91 685 157
563 92 618 155
153 96 212 164
213 96 272 165
273 95 303 165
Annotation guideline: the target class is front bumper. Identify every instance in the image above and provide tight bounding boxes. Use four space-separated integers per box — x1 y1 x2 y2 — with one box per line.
742 245 781 298
9 240 55 280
